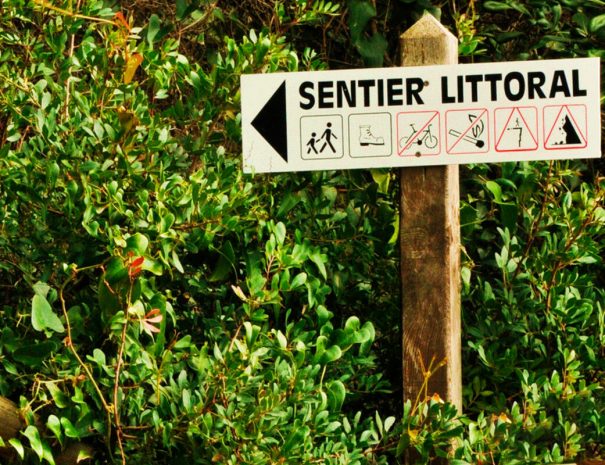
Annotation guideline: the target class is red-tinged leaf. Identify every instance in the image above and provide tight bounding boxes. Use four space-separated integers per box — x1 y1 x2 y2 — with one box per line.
128 256 145 277
144 308 163 323
123 53 143 84
142 308 163 336
114 12 130 31
129 268 142 278
142 320 161 335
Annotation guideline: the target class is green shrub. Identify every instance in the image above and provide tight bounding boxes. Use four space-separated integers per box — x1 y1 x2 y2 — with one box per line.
0 1 396 463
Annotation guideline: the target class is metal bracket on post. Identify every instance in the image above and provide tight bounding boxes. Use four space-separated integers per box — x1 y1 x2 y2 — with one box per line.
399 14 462 413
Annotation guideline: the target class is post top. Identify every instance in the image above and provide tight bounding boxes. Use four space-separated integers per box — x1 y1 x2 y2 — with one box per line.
401 13 456 40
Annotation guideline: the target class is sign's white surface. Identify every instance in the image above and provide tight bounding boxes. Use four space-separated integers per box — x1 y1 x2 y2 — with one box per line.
241 58 601 173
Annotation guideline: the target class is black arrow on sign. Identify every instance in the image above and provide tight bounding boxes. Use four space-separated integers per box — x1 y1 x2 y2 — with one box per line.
251 81 288 163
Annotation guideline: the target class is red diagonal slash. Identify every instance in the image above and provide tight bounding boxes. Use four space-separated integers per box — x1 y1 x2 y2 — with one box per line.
448 109 487 153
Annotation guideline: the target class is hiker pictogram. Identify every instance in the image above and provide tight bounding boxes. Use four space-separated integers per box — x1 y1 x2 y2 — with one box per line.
348 113 392 158
396 111 440 157
319 122 337 153
544 104 587 150
446 109 489 154
306 132 318 154
300 115 343 159
495 107 538 152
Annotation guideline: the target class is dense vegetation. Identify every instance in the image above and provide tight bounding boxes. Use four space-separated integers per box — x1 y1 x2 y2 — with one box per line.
0 0 603 464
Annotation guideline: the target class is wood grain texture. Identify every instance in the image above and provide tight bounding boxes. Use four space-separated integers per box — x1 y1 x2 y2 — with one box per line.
399 14 462 412
0 396 23 462
0 396 22 441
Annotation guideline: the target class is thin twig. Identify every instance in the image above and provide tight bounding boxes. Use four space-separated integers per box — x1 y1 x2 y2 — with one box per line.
59 267 113 444
513 161 554 280
33 0 118 26
113 311 129 465
63 0 83 121
178 2 217 34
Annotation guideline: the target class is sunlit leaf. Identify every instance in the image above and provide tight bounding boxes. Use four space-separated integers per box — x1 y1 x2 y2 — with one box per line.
123 53 143 84
32 294 64 333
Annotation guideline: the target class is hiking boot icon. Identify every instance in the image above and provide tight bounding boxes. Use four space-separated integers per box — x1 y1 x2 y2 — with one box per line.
359 125 385 146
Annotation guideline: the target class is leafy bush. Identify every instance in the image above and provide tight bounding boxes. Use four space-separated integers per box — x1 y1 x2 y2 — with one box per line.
0 1 397 463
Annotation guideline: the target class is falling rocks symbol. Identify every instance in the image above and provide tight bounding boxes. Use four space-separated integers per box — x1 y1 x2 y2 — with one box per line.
561 115 581 144
251 81 288 162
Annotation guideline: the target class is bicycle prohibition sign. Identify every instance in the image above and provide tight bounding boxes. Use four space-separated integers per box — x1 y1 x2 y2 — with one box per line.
399 123 438 149
397 111 440 156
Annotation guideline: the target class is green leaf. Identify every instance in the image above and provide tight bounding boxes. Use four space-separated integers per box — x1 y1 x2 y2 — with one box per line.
384 416 396 432
92 348 106 366
310 252 327 279
23 425 44 460
47 415 63 442
182 389 192 412
147 14 161 45
348 0 376 42
104 257 129 284
500 202 518 232
485 180 503 203
33 281 50 298
483 1 513 11
327 380 346 411
359 322 375 355
282 425 310 454
172 250 184 273
32 294 65 333
161 212 176 233
60 417 80 438
174 335 192 350
321 345 342 363
13 341 58 366
275 222 287 245
277 193 300 217
209 241 235 282
9 438 25 459
276 330 288 349
396 433 409 456
126 233 149 255
77 448 93 462
589 14 605 32
290 272 307 289
357 33 388 67
344 316 360 332
176 0 188 19
47 383 69 408
370 169 390 194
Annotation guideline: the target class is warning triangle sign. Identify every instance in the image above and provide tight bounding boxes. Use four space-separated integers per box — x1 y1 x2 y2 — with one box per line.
544 105 587 149
495 107 538 152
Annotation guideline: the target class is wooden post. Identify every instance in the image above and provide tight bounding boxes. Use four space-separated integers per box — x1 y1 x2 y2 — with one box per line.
399 15 462 412
0 396 22 441
0 396 23 462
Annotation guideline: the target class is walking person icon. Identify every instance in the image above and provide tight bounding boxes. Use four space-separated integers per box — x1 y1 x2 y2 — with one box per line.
306 132 318 154
300 115 343 160
318 122 337 153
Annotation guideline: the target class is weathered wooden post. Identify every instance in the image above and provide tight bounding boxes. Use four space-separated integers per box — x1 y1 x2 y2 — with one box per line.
0 396 23 461
399 15 462 412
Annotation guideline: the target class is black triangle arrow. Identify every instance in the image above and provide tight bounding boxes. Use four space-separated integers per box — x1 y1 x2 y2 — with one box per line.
251 81 288 163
